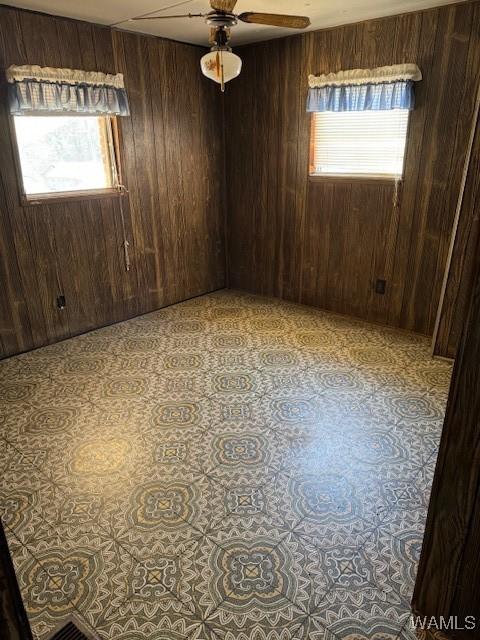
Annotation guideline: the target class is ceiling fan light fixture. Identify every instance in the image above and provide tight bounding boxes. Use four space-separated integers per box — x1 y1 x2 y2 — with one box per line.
200 48 242 91
129 1 309 91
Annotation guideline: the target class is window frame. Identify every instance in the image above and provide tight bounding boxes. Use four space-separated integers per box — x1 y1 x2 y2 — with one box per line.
9 113 126 207
308 110 410 184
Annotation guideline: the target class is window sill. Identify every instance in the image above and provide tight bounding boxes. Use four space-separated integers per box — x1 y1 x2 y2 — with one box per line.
309 174 401 185
21 188 126 207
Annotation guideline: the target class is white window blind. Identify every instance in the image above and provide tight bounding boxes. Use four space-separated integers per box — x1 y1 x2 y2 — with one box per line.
310 109 409 178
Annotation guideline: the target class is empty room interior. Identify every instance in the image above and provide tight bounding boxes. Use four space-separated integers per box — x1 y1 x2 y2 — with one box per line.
1 0 480 639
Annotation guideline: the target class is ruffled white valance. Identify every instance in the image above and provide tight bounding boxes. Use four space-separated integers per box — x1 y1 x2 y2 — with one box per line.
6 64 130 116
307 63 422 113
308 64 422 88
6 65 126 88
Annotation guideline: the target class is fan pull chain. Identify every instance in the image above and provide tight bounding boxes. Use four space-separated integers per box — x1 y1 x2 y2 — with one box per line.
393 178 402 209
117 184 131 272
220 51 225 93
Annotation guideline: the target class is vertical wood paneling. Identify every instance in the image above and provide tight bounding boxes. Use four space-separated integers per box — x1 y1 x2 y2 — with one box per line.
434 106 480 357
413 224 480 636
2 3 479 357
224 44 255 291
0 174 33 356
433 1 480 358
388 9 434 326
0 7 50 350
0 6 225 358
401 4 477 332
225 2 480 336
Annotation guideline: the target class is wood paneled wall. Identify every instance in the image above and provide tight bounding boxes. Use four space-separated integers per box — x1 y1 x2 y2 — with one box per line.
413 214 480 637
2 3 480 358
225 1 480 336
0 6 225 359
433 106 480 358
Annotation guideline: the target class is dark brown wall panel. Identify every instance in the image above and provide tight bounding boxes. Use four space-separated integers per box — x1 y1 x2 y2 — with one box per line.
2 3 479 356
433 107 480 358
413 219 480 637
0 6 225 358
225 1 480 335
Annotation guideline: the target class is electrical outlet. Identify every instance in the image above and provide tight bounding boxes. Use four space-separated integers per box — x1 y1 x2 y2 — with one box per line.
56 295 66 309
375 279 386 295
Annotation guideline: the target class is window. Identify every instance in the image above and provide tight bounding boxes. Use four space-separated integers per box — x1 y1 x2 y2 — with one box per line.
309 109 409 179
13 115 119 200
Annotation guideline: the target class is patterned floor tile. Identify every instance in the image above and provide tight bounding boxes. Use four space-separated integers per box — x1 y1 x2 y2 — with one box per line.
345 462 430 527
140 426 219 476
41 420 153 496
345 341 412 373
306 610 411 639
262 394 329 434
107 472 221 550
92 604 206 640
362 525 424 603
366 385 446 427
201 424 290 482
209 468 306 531
1 440 49 486
2 400 97 465
264 368 321 402
0 290 452 639
274 425 350 479
0 476 58 547
0 369 76 410
310 579 412 639
207 395 270 432
10 524 128 640
148 369 213 402
203 369 272 403
192 521 331 629
273 472 377 549
199 614 308 640
11 548 78 640
87 540 203 624
387 420 442 466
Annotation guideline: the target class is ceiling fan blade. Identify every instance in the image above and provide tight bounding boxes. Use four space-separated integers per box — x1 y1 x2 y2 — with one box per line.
238 12 311 28
130 13 205 21
210 0 238 13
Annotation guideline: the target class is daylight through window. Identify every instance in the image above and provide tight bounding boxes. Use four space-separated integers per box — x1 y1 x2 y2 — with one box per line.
13 115 118 198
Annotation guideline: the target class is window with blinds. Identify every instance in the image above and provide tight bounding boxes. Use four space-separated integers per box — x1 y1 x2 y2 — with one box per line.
309 109 409 178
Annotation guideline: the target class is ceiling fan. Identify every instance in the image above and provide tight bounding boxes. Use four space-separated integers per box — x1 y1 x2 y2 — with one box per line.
130 0 311 91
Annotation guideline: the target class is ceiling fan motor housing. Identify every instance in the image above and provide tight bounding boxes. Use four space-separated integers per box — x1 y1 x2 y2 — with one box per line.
205 11 237 28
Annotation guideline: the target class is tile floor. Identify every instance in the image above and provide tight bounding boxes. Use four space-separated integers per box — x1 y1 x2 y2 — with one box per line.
0 290 452 640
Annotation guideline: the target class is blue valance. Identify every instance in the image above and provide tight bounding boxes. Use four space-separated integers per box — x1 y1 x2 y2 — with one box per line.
307 64 422 113
307 80 415 112
6 65 130 116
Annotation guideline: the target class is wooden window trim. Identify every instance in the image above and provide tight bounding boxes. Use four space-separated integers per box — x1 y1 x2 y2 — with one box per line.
308 174 399 185
9 114 127 207
19 188 128 207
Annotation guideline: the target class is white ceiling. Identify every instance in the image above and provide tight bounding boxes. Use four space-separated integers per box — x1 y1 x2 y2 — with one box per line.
7 0 463 47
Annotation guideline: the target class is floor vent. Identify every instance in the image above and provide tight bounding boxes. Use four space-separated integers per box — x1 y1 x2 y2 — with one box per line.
46 618 99 640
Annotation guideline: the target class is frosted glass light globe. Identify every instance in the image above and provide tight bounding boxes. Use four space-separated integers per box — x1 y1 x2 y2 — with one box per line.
200 49 242 87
